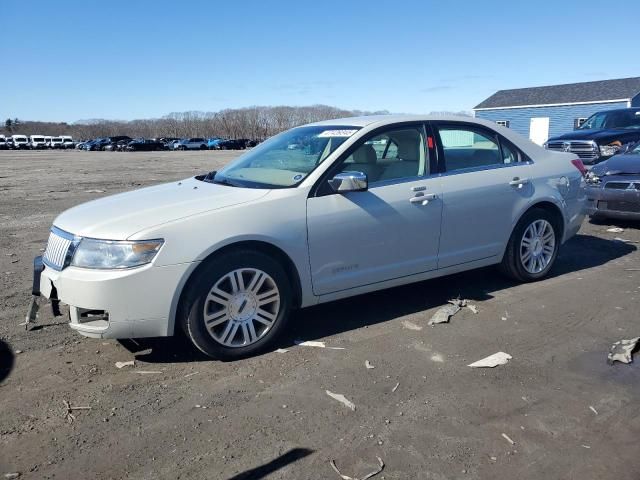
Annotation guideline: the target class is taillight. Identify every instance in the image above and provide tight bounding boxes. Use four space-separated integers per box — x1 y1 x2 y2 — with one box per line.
571 158 587 176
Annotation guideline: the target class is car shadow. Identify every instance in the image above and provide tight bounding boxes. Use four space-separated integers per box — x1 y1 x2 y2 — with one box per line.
122 234 634 363
0 339 15 383
223 448 313 480
588 217 640 230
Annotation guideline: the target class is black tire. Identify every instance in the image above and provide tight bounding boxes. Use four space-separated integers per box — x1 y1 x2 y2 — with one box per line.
181 250 292 360
200 144 206 150
499 208 560 282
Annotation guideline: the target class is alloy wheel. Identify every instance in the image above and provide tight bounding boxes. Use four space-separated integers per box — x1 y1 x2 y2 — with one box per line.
519 219 555 274
203 268 280 347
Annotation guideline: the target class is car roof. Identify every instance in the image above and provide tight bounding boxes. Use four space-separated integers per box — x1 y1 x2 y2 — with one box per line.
306 114 501 129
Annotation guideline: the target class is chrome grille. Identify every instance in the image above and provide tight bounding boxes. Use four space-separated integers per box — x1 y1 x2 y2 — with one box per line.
43 229 74 270
546 140 599 161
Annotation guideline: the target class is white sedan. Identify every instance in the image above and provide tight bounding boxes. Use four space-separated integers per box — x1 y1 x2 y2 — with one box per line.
34 115 587 359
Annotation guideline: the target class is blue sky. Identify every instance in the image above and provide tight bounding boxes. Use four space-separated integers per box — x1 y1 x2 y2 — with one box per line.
3 0 639 123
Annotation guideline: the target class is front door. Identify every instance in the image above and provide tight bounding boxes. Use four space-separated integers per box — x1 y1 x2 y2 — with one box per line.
307 124 442 296
529 117 550 145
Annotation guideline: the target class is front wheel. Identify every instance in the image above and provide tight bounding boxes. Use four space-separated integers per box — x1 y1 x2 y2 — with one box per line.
181 250 292 360
500 208 560 282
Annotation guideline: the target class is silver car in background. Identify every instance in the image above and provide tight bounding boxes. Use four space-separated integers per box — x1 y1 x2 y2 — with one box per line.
585 141 640 220
34 115 586 359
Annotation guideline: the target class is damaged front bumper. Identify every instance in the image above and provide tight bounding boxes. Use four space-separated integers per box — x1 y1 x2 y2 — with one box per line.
586 185 640 220
31 256 192 339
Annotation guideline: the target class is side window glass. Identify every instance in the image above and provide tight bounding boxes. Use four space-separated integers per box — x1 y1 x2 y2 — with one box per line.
340 126 426 184
501 140 520 164
437 127 502 172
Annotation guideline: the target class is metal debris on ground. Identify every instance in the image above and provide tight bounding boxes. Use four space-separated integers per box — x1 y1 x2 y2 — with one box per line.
607 337 640 365
62 400 91 423
589 406 598 415
115 360 135 369
84 189 105 193
21 296 39 330
468 352 512 368
365 360 375 369
391 382 400 393
326 390 356 411
428 299 464 325
184 372 199 378
330 456 384 480
606 227 625 233
295 340 345 350
624 268 640 271
501 433 515 445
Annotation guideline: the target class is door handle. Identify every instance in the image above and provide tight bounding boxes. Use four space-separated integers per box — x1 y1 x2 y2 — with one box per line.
410 193 437 205
509 177 530 187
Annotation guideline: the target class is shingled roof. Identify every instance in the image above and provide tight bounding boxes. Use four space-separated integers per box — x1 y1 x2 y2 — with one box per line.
474 77 640 110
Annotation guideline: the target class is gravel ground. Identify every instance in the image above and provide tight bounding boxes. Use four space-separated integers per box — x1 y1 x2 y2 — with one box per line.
1 149 639 480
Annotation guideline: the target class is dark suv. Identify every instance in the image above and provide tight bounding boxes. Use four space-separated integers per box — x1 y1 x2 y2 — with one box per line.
88 136 132 151
544 108 640 165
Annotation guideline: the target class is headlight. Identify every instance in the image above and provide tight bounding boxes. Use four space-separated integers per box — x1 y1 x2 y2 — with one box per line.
599 144 620 157
71 238 163 269
585 170 601 184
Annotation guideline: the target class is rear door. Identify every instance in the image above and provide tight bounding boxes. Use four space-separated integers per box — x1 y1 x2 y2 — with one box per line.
431 121 533 269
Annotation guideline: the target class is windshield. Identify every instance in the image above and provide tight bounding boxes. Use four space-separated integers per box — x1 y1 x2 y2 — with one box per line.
215 125 360 188
579 110 640 130
32 137 44 142
53 137 62 141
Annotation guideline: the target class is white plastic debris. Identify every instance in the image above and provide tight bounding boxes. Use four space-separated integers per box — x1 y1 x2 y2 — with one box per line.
614 237 639 244
115 360 135 369
401 320 422 331
84 189 105 193
275 348 289 353
466 304 479 314
391 382 400 393
607 337 639 364
365 360 375 369
326 390 356 411
606 227 625 233
589 406 598 415
468 352 512 368
135 370 162 375
330 456 384 480
295 340 344 350
501 433 515 445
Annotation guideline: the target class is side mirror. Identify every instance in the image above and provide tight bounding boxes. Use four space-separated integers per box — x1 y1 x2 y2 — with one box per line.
328 171 368 193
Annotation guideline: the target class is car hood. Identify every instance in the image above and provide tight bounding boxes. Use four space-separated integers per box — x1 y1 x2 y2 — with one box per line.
54 176 270 239
548 128 638 142
591 153 640 176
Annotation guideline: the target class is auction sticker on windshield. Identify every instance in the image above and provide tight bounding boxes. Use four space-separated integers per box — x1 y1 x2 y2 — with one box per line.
318 129 358 138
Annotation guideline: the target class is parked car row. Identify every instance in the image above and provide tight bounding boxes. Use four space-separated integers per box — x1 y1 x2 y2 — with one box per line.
72 136 261 152
0 135 75 150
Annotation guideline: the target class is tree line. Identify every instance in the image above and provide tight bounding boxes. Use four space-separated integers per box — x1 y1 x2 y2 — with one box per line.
2 105 395 140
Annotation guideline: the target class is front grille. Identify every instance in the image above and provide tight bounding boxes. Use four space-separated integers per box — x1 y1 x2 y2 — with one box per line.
605 181 636 190
607 201 640 213
546 140 599 161
43 228 75 270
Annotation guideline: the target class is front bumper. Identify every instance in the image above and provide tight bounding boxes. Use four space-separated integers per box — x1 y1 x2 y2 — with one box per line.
586 186 640 220
37 260 192 339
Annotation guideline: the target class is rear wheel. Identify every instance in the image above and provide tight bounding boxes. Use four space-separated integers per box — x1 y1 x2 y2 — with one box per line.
500 208 559 282
181 250 292 360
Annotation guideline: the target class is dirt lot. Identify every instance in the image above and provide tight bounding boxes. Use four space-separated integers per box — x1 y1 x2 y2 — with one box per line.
1 149 640 480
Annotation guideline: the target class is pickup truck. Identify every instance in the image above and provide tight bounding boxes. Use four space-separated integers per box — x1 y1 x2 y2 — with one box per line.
544 107 640 165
